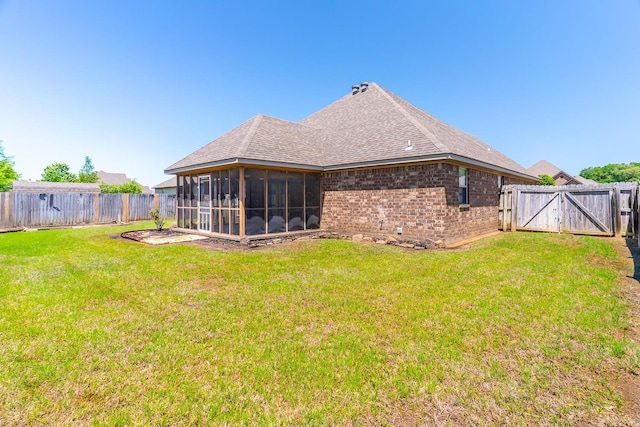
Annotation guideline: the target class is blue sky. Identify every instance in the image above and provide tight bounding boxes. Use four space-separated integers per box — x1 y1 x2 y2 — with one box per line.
1 1 638 187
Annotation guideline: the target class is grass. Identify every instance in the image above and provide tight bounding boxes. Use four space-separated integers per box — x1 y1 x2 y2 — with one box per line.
0 223 638 425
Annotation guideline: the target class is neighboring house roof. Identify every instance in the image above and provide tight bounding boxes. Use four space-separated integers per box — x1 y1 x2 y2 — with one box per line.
166 82 534 180
97 170 153 194
527 160 598 185
97 170 130 185
13 181 100 193
526 160 565 178
153 176 177 189
571 175 598 185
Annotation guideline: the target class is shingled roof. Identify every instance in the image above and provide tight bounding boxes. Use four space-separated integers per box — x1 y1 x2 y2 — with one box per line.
13 181 101 193
527 160 598 185
166 83 533 179
526 160 563 178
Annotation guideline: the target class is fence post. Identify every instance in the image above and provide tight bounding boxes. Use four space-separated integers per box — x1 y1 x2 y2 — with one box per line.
122 193 130 223
510 188 518 232
153 194 159 211
614 185 622 237
0 192 12 228
94 193 100 223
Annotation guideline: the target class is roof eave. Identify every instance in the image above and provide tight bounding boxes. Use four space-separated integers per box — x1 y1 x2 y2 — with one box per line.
323 154 538 181
164 158 324 175
165 155 536 181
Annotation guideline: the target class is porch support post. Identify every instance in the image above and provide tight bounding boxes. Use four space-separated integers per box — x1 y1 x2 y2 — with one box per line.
239 167 245 237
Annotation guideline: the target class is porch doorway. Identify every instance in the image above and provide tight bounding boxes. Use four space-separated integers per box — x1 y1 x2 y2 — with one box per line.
198 175 211 232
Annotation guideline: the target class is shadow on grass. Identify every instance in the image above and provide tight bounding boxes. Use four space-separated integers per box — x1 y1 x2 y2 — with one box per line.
625 238 640 282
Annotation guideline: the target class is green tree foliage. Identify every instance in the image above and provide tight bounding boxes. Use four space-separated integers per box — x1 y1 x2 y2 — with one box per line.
41 163 78 182
537 174 556 186
77 156 99 183
99 181 142 194
579 163 640 183
0 141 21 191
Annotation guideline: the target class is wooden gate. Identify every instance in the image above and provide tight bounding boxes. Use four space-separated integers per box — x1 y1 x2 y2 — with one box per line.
500 183 638 238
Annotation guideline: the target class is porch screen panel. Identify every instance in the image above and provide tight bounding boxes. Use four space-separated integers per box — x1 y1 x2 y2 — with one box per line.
267 170 286 233
244 168 266 235
190 207 198 230
177 176 184 208
190 176 198 209
177 207 184 228
211 171 223 233
287 172 304 231
305 173 321 229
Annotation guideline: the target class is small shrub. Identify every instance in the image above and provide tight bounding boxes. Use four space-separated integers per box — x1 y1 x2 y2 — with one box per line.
149 209 166 231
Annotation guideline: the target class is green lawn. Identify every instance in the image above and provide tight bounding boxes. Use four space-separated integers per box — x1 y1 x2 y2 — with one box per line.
0 224 638 425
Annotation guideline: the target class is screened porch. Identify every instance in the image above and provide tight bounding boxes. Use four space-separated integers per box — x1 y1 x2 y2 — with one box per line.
175 167 321 237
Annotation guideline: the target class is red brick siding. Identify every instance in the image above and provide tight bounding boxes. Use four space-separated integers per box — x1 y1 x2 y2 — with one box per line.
321 163 529 245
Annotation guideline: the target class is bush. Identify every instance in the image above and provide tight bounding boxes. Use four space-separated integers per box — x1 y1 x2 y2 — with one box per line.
149 209 166 231
537 174 556 186
100 181 143 194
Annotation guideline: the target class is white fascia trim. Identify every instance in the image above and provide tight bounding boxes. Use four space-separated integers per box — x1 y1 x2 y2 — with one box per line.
164 158 323 175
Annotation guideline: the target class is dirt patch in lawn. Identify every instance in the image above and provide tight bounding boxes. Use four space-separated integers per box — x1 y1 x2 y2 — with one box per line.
121 229 258 251
612 238 640 422
121 229 209 245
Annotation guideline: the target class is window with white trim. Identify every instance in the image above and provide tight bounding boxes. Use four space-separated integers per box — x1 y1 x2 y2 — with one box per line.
459 167 468 205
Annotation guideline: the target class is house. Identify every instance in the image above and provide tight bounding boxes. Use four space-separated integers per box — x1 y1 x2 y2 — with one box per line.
527 160 598 185
97 170 153 194
165 82 536 246
152 176 177 195
12 181 101 193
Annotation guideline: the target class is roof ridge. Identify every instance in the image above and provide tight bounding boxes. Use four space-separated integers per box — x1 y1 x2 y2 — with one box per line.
236 114 264 156
374 84 449 153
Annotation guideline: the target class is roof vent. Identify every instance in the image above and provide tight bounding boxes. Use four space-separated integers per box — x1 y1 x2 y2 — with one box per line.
405 140 413 151
351 84 360 95
360 82 369 92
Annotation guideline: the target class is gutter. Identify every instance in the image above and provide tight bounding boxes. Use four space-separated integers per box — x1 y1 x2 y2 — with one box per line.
165 154 537 182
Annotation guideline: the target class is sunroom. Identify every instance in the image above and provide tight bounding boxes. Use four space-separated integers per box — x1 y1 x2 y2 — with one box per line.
175 167 321 237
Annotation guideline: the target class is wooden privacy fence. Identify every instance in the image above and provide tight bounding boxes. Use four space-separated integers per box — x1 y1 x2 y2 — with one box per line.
499 183 639 238
0 193 176 229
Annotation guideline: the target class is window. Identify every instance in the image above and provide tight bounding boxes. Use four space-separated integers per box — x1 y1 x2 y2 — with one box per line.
459 167 468 205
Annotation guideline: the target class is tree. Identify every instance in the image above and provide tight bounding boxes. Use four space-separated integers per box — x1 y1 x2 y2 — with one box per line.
0 141 21 191
77 156 99 183
537 174 556 186
99 181 142 194
41 163 78 182
580 163 640 183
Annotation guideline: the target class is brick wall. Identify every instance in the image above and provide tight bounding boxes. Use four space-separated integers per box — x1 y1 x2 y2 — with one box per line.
321 162 530 246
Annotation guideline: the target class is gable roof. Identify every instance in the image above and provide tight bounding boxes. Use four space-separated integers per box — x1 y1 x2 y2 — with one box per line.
526 160 564 178
572 175 598 185
97 170 153 194
97 170 130 185
527 160 598 185
167 115 324 173
166 83 533 179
